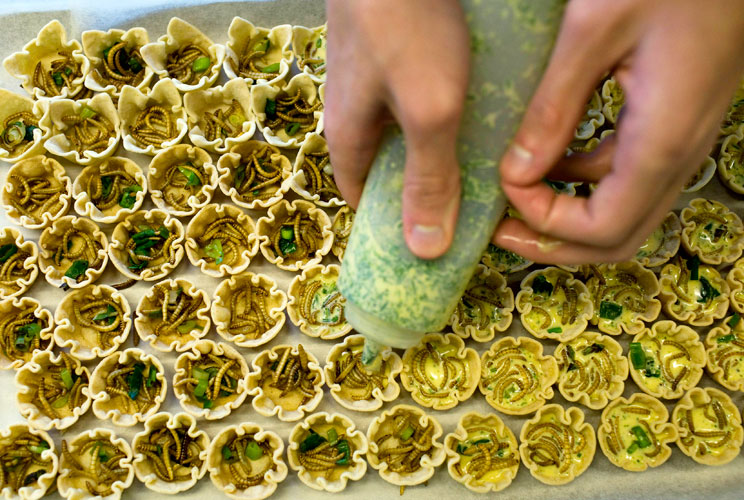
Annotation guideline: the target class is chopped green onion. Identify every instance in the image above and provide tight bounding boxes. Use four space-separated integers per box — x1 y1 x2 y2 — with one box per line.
280 227 294 240
102 46 113 59
79 106 97 120
119 185 143 209
285 122 301 136
327 428 338 445
192 56 211 73
627 442 639 454
728 313 741 328
261 62 280 73
245 441 263 460
0 244 18 265
566 345 575 360
52 394 70 408
23 124 37 142
629 342 646 370
687 255 700 281
698 276 720 303
718 333 736 343
316 38 322 48
52 72 63 87
127 362 145 400
399 426 415 441
531 275 553 295
100 175 114 199
252 38 270 53
158 226 170 239
128 57 143 72
64 260 89 280
335 439 350 465
234 163 246 187
60 369 75 389
265 99 277 120
631 426 651 448
222 445 233 461
92 304 117 324
146 365 158 387
177 320 204 334
299 430 326 452
599 301 623 320
546 326 562 334
27 441 49 454
279 237 297 255
177 166 202 186
582 343 605 355
204 239 224 265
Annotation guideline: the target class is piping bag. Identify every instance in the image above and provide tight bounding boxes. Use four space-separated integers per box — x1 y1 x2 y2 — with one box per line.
337 0 566 368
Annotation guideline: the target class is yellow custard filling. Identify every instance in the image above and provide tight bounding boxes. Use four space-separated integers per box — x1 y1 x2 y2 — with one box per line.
557 338 617 403
524 413 588 480
636 227 665 259
603 403 672 468
409 342 470 405
522 272 582 336
333 343 391 399
678 397 739 458
453 428 518 484
588 268 647 329
708 322 744 385
662 262 726 317
630 336 694 394
483 347 542 411
456 278 507 330
298 277 347 332
686 210 740 258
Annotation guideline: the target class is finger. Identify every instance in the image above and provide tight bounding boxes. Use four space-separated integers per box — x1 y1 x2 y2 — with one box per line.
547 134 617 183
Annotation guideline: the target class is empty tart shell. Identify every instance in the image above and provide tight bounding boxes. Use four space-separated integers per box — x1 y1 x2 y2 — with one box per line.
148 144 218 217
81 27 154 97
224 17 293 86
216 140 293 210
717 124 744 195
330 206 353 261
479 336 558 415
444 412 520 493
0 227 39 299
365 404 446 486
555 331 629 410
0 296 53 370
727 258 744 314
109 209 185 281
598 393 677 472
635 212 682 268
132 412 210 494
207 422 288 500
400 333 480 411
680 198 744 265
672 387 744 466
57 428 134 500
324 334 403 413
289 133 344 207
53 284 131 361
705 314 744 391
72 156 147 224
287 264 351 340
0 424 58 500
135 278 211 352
0 89 49 163
118 78 189 155
658 257 730 326
247 343 324 422
140 17 225 93
291 24 326 84
256 199 333 272
15 350 91 431
516 267 593 341
211 273 287 348
683 155 717 193
2 155 71 230
584 261 662 335
251 74 324 149
2 20 90 100
185 203 259 277
628 320 706 399
288 412 368 492
450 264 514 343
173 339 250 420
184 78 256 154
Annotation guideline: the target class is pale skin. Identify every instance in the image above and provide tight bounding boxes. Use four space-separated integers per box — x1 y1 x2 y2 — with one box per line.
325 0 744 264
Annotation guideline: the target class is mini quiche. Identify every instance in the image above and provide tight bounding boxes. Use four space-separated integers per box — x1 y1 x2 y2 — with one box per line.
400 333 480 411
717 124 744 194
324 334 403 412
0 297 53 370
287 264 351 340
81 27 153 97
516 267 593 341
444 412 520 493
705 314 744 391
0 424 58 500
628 320 706 399
0 89 48 163
450 264 514 343
573 90 605 141
292 24 326 83
727 258 744 314
224 17 293 85
682 155 717 193
0 228 38 300
289 133 344 206
658 255 730 326
331 206 353 261
479 336 558 415
72 156 147 224
287 412 368 492
519 405 595 486
598 393 677 471
555 331 629 410
680 198 744 265
673 387 744 466
635 212 682 268
480 243 532 274
600 75 624 125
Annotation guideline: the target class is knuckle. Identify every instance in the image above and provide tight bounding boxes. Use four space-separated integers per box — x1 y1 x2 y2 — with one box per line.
402 91 463 136
404 171 459 208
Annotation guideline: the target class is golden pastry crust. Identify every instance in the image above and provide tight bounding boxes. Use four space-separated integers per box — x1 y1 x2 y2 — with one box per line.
681 198 744 265
224 18 293 86
109 209 185 281
555 331 629 410
444 412 520 493
365 404 446 486
147 144 218 217
139 17 225 92
256 199 333 272
57 428 134 500
287 264 351 340
173 340 250 420
247 343 324 422
598 393 677 472
727 258 744 314
683 155 717 193
53 284 130 361
658 256 730 326
0 90 49 163
72 156 147 224
287 412 368 492
519 404 595 485
135 278 211 352
132 412 210 494
516 267 593 341
479 336 558 415
330 206 353 261
289 133 344 206
38 216 107 289
15 351 91 431
184 203 259 277
216 140 293 210
2 155 71 230
480 243 532 274
635 212 682 268
400 333 480 410
584 261 662 335
324 334 403 412
672 387 744 466
206 422 288 500
291 24 326 83
211 273 287 348
0 227 39 299
451 264 514 342
717 124 744 195
600 76 624 124
0 297 53 370
628 320 707 399
705 314 744 391
0 424 58 500
573 90 605 141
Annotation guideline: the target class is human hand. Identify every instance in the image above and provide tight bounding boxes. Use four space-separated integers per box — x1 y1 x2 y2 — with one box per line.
495 0 744 265
324 0 469 259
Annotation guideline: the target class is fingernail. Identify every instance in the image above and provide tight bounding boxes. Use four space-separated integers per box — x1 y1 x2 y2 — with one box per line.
409 224 447 257
507 143 533 175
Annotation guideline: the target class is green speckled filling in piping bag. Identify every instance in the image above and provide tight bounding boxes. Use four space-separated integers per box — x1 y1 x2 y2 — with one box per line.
338 0 566 350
